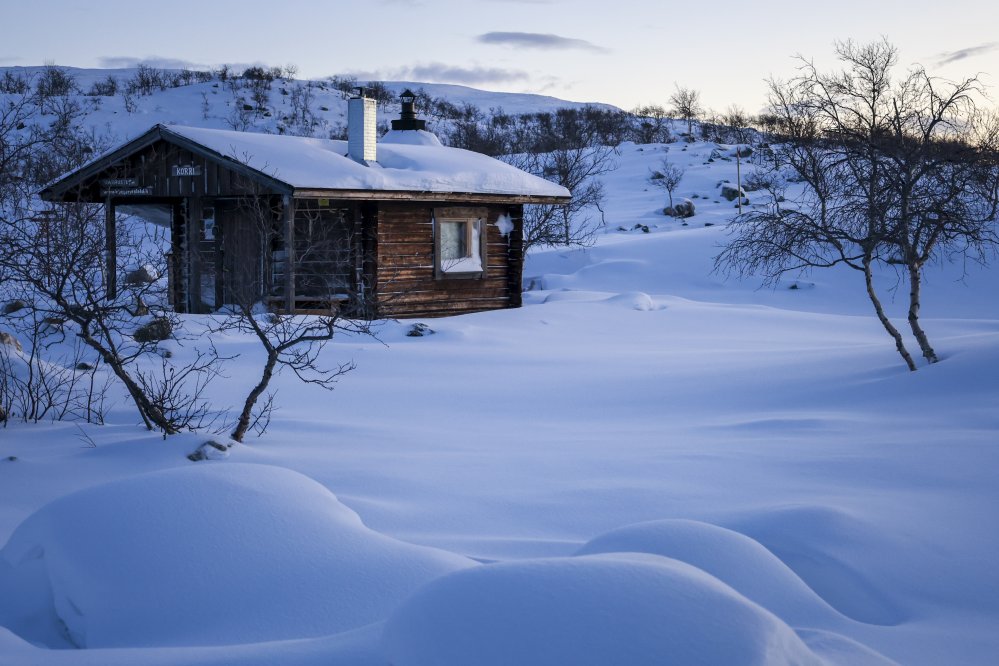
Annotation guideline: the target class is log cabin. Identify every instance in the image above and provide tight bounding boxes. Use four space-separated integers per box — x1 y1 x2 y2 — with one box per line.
39 90 570 318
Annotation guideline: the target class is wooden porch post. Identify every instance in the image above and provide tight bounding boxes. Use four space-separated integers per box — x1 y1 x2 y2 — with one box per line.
507 204 524 308
187 196 203 313
283 195 296 313
213 204 224 309
170 201 185 312
361 203 378 315
104 195 117 300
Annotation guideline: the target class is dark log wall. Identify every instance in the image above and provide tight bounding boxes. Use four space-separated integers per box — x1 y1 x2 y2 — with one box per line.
82 140 262 199
375 202 523 318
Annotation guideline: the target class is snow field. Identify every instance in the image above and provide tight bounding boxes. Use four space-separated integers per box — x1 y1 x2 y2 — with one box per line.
0 73 997 663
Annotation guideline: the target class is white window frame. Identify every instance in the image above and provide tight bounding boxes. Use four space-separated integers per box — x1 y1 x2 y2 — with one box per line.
433 207 487 279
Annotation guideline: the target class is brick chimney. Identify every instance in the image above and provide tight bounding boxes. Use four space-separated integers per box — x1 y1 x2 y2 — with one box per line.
347 89 377 164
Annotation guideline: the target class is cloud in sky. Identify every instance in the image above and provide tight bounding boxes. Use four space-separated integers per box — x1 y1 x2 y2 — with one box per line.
405 63 528 85
352 62 529 86
99 56 210 70
477 32 607 53
934 42 999 67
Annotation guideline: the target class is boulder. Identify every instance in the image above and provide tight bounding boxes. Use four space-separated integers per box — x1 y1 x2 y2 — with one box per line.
133 317 173 343
407 323 435 337
41 317 65 334
124 265 158 285
0 330 21 353
131 296 149 317
664 198 696 218
2 300 28 316
187 440 231 462
720 183 747 201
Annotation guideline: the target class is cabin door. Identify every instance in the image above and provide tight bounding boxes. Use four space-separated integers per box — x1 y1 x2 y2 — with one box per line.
218 201 265 307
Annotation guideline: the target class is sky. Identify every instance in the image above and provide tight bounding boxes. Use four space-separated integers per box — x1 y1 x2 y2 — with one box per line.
3 0 998 113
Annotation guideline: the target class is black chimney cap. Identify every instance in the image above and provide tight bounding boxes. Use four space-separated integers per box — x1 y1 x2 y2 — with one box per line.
392 89 426 131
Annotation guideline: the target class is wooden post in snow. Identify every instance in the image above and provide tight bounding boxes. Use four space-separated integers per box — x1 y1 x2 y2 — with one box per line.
105 195 117 300
736 145 743 215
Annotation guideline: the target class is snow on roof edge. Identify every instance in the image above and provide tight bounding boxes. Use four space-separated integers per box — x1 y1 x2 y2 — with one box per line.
41 123 571 202
165 124 571 200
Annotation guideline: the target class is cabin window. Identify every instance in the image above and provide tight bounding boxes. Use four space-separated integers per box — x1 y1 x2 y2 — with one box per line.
435 209 486 278
440 219 481 272
202 207 215 241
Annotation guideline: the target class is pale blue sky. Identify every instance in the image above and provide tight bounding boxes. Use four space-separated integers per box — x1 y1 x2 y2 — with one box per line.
3 0 997 112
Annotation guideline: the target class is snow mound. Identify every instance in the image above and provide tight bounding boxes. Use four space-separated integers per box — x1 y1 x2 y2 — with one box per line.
380 129 444 146
797 629 901 666
605 291 658 311
726 506 907 626
383 553 823 666
576 519 845 627
0 463 473 648
542 289 609 303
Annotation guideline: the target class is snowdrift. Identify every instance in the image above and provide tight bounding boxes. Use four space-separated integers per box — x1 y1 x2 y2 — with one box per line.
0 463 473 648
383 553 824 666
576 518 847 627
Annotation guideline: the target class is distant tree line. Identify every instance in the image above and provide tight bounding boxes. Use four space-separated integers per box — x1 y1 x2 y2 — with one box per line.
2 64 782 155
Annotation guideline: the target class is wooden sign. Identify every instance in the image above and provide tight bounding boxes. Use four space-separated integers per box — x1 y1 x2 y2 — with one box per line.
172 165 202 177
101 186 154 197
100 177 138 187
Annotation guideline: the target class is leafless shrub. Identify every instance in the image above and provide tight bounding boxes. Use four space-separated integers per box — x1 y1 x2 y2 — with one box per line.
87 75 119 97
631 104 674 144
649 158 685 209
136 347 226 434
35 65 77 99
0 314 112 425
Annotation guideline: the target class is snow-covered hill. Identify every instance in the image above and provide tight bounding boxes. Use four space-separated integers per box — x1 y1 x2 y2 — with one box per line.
1 68 998 665
0 65 620 147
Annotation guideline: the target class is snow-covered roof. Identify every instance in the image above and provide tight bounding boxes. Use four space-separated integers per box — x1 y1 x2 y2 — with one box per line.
46 124 569 202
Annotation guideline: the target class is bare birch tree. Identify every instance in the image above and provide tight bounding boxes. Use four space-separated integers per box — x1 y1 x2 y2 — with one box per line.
205 194 374 443
716 40 998 370
669 85 703 138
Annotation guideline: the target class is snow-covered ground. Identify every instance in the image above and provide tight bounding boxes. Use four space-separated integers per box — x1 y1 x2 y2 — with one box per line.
2 73 999 664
